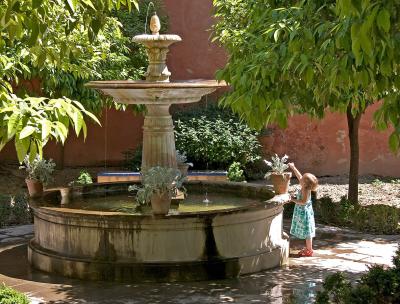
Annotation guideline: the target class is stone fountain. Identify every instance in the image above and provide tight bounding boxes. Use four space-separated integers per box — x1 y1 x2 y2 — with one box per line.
86 13 224 172
28 14 289 283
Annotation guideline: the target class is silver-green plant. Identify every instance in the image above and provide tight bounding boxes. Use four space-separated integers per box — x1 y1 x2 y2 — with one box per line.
20 156 56 185
128 166 186 205
263 154 289 179
176 150 193 167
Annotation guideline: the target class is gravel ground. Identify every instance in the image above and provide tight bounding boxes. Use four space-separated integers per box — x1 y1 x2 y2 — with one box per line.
1 164 399 207
313 175 400 207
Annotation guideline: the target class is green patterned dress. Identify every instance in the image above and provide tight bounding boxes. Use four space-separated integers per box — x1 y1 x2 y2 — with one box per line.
290 190 316 239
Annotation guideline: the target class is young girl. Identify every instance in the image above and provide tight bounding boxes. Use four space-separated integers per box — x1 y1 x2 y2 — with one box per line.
288 162 318 257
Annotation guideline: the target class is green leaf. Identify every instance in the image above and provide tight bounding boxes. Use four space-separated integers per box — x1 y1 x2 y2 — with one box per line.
7 113 19 138
273 29 281 42
32 0 43 9
389 133 399 152
19 126 36 139
377 9 390 33
351 23 362 65
66 0 77 12
41 120 52 141
15 138 29 163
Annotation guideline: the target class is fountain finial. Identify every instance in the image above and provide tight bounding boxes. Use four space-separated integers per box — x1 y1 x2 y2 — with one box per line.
150 12 161 35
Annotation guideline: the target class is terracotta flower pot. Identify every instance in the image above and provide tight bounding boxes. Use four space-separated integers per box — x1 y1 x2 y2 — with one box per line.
151 191 172 215
25 179 43 198
270 172 292 194
177 163 190 177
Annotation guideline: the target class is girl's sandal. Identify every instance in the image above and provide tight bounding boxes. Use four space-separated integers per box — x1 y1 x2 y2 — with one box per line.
298 248 307 255
298 249 313 257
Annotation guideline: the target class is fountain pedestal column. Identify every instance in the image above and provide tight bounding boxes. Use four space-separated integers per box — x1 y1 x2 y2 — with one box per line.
142 104 177 172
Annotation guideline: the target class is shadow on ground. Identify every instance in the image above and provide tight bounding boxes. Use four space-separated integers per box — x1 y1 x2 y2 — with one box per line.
0 238 384 304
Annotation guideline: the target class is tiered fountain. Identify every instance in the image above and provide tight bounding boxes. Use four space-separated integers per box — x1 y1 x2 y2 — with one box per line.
28 14 289 282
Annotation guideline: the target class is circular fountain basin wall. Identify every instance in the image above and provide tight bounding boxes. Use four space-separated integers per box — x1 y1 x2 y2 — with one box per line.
28 181 289 282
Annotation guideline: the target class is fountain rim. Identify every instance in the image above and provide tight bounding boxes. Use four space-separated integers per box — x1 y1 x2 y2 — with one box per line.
85 79 227 89
32 181 280 220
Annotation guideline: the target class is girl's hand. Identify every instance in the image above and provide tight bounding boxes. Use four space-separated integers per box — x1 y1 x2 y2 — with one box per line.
288 162 295 169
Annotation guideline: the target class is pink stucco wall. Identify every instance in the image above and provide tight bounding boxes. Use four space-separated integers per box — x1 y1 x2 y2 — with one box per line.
0 0 399 176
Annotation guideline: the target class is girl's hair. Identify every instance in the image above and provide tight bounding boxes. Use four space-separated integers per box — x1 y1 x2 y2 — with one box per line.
302 173 318 191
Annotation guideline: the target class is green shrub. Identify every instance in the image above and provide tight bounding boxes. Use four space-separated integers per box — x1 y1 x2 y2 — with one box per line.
316 246 400 304
227 162 245 182
351 204 400 234
0 284 30 304
123 145 142 171
173 103 262 171
69 170 93 186
0 195 32 228
311 196 399 234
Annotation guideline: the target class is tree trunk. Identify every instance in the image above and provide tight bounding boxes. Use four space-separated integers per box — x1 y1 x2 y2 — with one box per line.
346 104 362 204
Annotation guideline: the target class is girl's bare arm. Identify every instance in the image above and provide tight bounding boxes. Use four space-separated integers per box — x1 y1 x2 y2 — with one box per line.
291 189 310 205
288 163 302 181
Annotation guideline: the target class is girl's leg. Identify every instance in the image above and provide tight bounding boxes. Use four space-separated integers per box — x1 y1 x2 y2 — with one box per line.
305 238 313 251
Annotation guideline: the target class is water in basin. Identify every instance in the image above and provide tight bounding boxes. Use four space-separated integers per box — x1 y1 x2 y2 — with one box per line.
64 193 262 215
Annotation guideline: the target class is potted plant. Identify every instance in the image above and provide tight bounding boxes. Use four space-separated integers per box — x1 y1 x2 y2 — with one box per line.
20 156 56 198
129 166 186 215
176 150 193 177
264 154 292 194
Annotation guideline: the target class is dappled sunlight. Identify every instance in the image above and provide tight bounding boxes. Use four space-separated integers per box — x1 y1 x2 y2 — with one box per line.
1 218 398 304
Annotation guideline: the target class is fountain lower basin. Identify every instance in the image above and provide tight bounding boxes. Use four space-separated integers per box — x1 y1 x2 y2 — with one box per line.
28 181 289 282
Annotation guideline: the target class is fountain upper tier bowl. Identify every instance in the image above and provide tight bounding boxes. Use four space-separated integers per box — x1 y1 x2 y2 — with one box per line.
86 80 226 105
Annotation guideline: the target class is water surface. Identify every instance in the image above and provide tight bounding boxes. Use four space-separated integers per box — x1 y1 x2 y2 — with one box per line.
64 193 261 215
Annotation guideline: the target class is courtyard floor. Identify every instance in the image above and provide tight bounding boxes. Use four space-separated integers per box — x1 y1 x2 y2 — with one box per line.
0 222 398 304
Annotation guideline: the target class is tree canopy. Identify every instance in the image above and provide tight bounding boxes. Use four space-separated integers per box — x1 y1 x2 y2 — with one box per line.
213 0 400 202
213 0 400 151
0 0 139 161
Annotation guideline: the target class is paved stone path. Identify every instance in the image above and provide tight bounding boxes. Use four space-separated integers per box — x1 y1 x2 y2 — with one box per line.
0 225 34 244
0 223 398 303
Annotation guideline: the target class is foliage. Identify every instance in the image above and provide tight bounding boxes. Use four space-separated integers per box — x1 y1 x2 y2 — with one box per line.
0 194 32 228
176 150 188 164
123 146 142 171
0 96 100 162
213 0 400 148
128 167 185 205
69 170 93 186
213 0 400 203
173 103 262 170
316 246 400 303
227 162 245 182
372 179 384 187
351 204 400 234
264 154 289 178
0 0 138 160
0 284 30 304
310 196 399 234
35 0 169 113
176 150 193 167
19 156 55 185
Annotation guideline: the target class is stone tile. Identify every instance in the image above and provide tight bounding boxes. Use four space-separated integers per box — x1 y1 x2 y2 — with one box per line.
0 236 26 244
0 225 33 237
0 222 398 304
